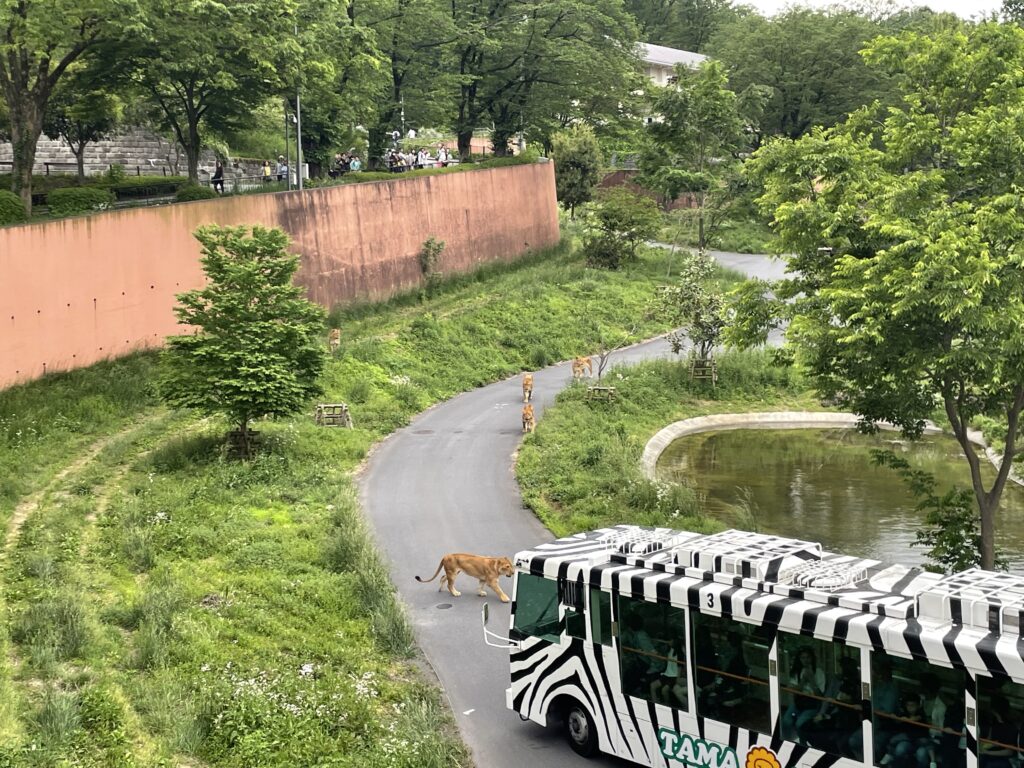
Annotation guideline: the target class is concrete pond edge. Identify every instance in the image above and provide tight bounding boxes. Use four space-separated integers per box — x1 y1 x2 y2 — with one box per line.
640 411 1023 489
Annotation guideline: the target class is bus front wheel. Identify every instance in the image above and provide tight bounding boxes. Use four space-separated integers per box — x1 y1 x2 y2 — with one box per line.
565 702 598 757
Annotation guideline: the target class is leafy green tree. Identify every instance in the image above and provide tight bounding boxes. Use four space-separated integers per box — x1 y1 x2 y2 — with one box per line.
162 225 326 458
625 0 735 53
289 1 384 174
640 60 752 251
708 8 894 140
550 125 603 219
582 187 661 269
449 0 638 160
737 22 1024 570
0 0 137 210
655 248 725 359
126 0 292 182
352 0 458 166
42 68 121 181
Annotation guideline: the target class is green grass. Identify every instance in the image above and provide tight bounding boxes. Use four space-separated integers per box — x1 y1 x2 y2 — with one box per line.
515 350 822 537
0 238 692 766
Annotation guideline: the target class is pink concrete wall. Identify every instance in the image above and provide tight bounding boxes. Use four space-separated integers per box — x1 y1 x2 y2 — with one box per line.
0 161 559 388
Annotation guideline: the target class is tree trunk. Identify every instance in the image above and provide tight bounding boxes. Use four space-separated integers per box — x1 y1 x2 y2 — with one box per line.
457 130 473 162
491 129 513 157
943 388 1024 570
74 143 86 182
186 120 201 184
9 101 43 213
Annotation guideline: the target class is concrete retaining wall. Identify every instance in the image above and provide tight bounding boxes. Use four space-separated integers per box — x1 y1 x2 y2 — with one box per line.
0 161 560 389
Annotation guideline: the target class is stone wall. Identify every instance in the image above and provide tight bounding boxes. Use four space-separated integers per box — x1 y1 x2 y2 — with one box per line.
0 161 560 389
0 128 225 178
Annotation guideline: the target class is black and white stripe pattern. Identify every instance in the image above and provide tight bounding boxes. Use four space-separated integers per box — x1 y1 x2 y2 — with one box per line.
507 525 1024 768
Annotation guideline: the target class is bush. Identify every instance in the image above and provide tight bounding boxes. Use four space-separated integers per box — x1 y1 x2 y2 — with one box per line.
47 187 115 217
0 189 27 225
175 184 218 202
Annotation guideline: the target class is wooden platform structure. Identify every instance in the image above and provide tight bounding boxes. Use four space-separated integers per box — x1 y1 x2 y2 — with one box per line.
315 403 353 428
586 385 617 402
689 357 718 385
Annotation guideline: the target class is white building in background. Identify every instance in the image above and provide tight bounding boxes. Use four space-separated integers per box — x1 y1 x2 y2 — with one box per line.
639 42 708 86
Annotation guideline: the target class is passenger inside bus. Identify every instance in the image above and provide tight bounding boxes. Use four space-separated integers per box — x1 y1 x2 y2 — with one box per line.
692 615 771 733
801 656 861 758
783 646 826 741
979 692 1022 768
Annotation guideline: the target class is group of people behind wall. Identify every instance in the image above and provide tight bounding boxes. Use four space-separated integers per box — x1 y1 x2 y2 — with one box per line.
618 601 1024 768
386 145 452 172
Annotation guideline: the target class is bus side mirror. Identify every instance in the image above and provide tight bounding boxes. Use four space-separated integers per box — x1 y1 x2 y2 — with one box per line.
481 603 520 649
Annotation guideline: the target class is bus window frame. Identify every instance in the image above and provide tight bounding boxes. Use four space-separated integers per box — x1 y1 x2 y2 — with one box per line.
614 592 693 715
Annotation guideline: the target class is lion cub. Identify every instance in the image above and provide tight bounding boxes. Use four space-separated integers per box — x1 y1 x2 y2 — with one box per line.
416 554 514 602
522 373 534 402
328 328 341 353
571 356 592 379
522 403 536 433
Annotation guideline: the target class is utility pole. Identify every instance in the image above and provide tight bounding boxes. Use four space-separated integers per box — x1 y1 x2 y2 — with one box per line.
295 21 303 191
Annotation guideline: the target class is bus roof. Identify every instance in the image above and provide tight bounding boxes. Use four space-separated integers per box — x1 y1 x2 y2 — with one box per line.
514 526 1024 651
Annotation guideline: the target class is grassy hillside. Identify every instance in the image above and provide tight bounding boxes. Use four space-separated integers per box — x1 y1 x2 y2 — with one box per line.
515 352 820 538
0 240 688 767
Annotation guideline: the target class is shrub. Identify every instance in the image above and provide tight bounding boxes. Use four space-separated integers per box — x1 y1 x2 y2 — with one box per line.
175 184 218 202
0 189 27 225
47 187 115 217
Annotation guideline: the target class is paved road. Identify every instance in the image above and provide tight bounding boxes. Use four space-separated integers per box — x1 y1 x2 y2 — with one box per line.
358 251 787 768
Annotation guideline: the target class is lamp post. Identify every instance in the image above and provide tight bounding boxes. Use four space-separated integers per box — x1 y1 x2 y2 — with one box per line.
284 104 291 191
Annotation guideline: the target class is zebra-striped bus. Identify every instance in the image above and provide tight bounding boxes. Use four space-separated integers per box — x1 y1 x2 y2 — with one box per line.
490 525 1024 768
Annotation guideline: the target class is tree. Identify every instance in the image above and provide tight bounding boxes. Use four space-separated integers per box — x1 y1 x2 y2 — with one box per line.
582 187 661 269
737 22 1024 570
655 248 725 359
162 225 326 458
0 0 135 210
448 0 638 160
550 125 603 219
708 8 896 140
127 0 291 182
352 0 458 167
42 68 121 181
640 60 751 251
625 0 735 53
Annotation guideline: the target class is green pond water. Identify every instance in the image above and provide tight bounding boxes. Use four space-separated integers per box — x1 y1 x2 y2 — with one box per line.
655 428 1024 570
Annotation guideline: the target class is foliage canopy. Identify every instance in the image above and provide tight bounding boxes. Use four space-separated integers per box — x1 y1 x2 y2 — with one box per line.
737 22 1024 569
161 225 325 457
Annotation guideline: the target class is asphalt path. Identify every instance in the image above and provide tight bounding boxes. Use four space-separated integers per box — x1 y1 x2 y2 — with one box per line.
358 251 787 768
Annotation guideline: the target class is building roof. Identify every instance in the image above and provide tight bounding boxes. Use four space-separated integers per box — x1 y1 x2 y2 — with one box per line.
639 42 708 69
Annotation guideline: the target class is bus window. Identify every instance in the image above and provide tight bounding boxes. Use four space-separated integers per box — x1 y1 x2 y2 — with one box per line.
512 574 560 643
590 589 612 647
872 653 965 768
692 612 771 733
978 676 1024 768
562 580 586 640
617 596 688 710
778 633 861 758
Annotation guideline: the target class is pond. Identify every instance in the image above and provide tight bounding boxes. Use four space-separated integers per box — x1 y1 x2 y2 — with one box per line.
655 428 1024 570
